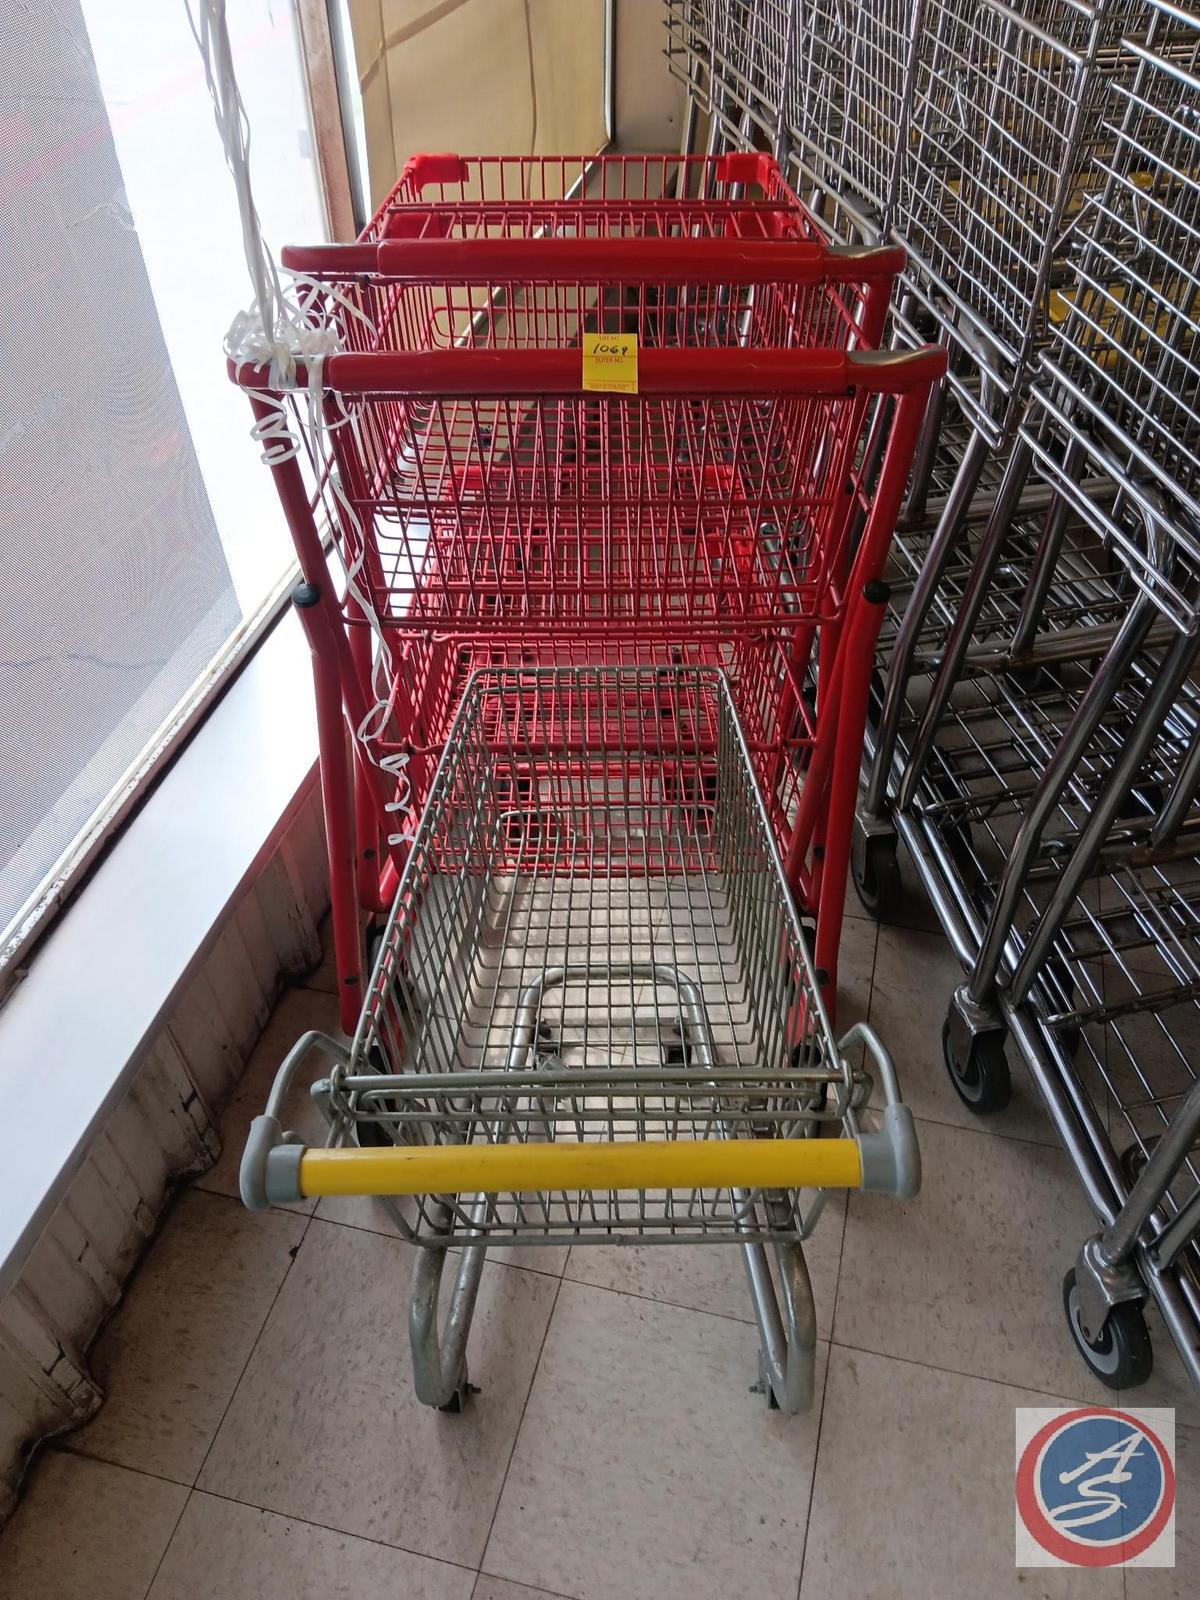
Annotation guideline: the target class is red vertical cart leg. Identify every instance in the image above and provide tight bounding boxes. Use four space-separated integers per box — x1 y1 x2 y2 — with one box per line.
812 580 892 1023
246 394 406 898
293 582 364 1037
347 611 388 916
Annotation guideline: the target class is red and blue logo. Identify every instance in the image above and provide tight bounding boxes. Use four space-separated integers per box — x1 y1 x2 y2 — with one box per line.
1016 1407 1175 1567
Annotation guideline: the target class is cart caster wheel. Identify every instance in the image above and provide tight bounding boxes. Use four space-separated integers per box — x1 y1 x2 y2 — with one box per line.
852 832 902 921
1118 1140 1151 1190
437 1373 479 1414
937 818 977 885
753 1352 781 1408
533 1021 558 1070
1118 778 1165 821
1007 663 1055 695
941 1020 1011 1113
1063 1268 1153 1390
664 1024 692 1069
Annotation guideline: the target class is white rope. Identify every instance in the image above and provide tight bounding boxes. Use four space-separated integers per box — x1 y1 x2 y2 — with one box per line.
185 0 414 841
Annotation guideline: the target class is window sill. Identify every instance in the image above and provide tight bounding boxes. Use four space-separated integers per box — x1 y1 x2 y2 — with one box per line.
0 607 320 1296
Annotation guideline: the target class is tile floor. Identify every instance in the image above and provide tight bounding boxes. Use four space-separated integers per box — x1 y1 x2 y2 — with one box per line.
1 865 1194 1600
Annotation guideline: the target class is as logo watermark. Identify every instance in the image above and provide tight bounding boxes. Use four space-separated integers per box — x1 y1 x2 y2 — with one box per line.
1015 1407 1175 1567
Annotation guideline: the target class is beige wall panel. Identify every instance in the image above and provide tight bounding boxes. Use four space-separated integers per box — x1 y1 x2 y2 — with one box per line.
614 0 685 153
349 0 606 208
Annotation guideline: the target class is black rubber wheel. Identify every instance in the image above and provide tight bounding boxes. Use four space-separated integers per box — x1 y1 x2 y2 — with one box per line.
937 818 978 886
365 920 386 973
663 1024 692 1070
1118 777 1165 821
1118 1140 1151 1190
437 1377 479 1414
533 1020 559 1070
1063 1268 1153 1389
852 832 903 921
941 1019 1012 1113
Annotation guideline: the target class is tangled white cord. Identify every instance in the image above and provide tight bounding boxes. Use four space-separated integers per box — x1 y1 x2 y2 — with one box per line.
185 0 413 840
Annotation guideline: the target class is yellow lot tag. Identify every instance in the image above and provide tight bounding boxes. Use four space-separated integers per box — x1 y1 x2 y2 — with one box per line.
582 331 638 394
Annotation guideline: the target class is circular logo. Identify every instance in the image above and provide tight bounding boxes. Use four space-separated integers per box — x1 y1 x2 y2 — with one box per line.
1016 1408 1174 1566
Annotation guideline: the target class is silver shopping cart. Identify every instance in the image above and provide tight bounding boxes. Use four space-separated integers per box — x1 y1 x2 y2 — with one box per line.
242 666 919 1413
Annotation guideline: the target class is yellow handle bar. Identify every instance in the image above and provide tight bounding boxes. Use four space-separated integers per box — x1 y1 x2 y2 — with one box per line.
298 1137 864 1198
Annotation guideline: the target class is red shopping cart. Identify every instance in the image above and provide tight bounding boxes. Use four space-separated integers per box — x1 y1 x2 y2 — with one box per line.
364 150 826 242
235 337 944 1029
233 157 943 1032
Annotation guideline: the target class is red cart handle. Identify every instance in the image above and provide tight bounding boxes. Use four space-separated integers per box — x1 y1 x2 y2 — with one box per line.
280 235 907 286
231 345 947 399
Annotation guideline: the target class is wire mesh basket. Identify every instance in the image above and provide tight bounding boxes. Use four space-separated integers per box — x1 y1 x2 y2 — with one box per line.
1022 0 1200 633
363 150 822 241
243 665 918 1248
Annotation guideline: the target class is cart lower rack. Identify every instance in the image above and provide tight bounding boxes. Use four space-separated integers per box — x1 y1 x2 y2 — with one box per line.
242 666 919 1413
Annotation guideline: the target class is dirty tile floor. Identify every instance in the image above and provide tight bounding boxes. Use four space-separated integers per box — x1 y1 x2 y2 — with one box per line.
1 862 1194 1599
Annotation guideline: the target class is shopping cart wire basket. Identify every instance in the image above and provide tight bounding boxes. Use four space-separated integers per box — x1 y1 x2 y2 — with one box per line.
242 666 918 1412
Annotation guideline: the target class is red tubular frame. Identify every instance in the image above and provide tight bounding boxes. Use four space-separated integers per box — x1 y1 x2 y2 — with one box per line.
235 158 945 1030
234 347 944 400
282 235 908 287
242 349 945 1026
292 584 363 1035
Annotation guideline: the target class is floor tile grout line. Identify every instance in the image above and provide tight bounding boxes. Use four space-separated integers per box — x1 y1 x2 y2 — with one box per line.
189 1206 320 1493
893 1108 1061 1151
474 1574 576 1600
476 1273 566 1584
161 1481 482 1579
793 1337 832 1600
305 1210 568 1282
556 1266 762 1329
50 1439 194 1493
140 1479 193 1600
820 918 874 1350
904 1105 1075 1154
820 1182 851 1353
824 1332 1115 1409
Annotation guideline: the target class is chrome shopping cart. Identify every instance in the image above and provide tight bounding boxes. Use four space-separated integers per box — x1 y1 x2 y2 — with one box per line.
241 665 919 1413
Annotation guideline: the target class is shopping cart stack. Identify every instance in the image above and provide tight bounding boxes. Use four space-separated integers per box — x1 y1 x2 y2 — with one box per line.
664 0 1200 1390
233 149 940 1413
238 152 941 1028
927 0 1200 1388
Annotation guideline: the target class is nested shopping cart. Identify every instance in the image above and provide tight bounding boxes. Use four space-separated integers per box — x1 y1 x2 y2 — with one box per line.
366 149 825 241
236 179 942 1031
669 0 1200 1390
241 665 920 1413
235 329 943 1033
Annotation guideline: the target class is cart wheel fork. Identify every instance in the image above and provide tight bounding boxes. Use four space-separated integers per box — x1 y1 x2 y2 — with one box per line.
740 1230 817 1414
409 1231 487 1411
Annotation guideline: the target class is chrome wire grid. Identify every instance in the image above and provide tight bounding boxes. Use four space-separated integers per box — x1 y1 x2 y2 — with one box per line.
663 0 1200 1383
325 666 860 1244
1023 1 1200 630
